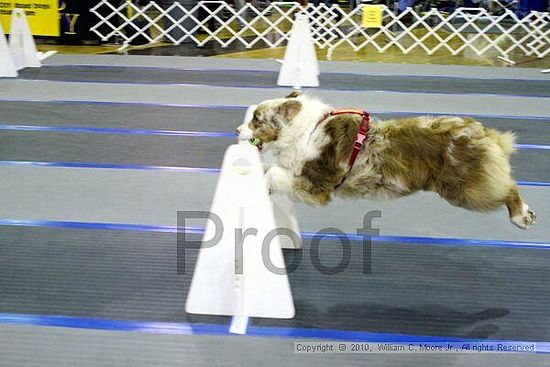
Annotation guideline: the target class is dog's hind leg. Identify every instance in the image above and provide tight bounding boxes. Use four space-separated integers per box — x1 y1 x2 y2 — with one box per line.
505 186 536 229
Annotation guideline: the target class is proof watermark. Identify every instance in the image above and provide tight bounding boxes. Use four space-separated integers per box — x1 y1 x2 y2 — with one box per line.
176 210 381 275
293 341 540 354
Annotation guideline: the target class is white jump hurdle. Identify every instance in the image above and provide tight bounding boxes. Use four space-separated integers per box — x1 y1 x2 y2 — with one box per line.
186 106 302 334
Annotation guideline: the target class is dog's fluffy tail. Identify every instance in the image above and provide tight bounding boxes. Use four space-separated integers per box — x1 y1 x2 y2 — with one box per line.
497 131 517 157
486 129 516 157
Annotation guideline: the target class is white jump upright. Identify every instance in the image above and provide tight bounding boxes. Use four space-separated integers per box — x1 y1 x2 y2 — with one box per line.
277 13 319 89
271 192 302 249
9 8 41 70
0 21 17 77
239 104 303 250
185 143 296 332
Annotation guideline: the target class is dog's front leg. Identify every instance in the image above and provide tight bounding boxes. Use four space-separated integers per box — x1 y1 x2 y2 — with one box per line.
265 166 332 206
265 166 295 196
262 163 274 174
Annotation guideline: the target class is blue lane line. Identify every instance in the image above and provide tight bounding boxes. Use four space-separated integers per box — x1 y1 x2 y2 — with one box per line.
1 124 549 150
515 144 550 150
1 219 549 250
1 98 549 121
370 110 550 121
0 161 548 187
0 312 548 353
302 231 550 250
0 98 249 110
0 313 220 334
0 219 189 233
0 161 220 173
517 181 550 187
0 124 235 138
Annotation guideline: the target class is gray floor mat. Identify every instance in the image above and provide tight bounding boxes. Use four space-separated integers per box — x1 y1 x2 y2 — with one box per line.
1 102 548 144
1 166 548 243
0 130 547 182
2 80 548 118
0 226 549 341
0 131 234 168
4 325 548 367
0 101 245 132
17 66 550 97
43 53 550 81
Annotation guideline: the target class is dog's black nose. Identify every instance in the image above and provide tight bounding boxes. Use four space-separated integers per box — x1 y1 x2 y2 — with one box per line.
236 128 241 136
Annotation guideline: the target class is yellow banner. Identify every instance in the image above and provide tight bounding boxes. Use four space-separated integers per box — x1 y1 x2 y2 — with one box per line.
0 1 59 36
362 5 383 29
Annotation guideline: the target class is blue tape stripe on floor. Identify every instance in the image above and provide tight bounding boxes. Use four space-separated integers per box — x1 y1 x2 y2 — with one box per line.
3 124 550 148
0 312 548 353
0 98 549 121
301 232 550 249
0 313 222 334
360 110 550 122
0 161 220 173
514 144 550 150
1 124 548 150
0 98 249 110
1 219 549 250
0 124 235 138
0 219 186 233
516 180 550 187
0 161 548 187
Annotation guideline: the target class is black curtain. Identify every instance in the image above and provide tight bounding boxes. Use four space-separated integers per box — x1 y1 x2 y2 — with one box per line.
59 0 101 42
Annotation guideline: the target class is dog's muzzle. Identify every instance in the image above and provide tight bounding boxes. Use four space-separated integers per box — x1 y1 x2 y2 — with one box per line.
236 124 263 151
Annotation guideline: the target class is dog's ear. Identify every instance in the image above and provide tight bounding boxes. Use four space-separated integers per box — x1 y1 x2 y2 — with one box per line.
285 90 302 99
277 100 302 121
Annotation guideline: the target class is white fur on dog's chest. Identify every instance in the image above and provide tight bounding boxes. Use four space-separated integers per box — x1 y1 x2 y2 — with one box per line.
273 134 314 174
274 110 330 174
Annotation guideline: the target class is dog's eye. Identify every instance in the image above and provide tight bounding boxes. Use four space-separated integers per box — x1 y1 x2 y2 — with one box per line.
250 119 261 129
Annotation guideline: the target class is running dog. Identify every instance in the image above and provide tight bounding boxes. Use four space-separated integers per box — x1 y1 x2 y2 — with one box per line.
236 91 536 229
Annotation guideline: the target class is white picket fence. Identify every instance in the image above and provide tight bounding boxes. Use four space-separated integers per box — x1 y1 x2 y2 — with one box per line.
90 1 550 59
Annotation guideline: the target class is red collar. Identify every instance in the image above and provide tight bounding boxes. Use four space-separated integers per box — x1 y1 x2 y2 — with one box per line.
316 109 370 168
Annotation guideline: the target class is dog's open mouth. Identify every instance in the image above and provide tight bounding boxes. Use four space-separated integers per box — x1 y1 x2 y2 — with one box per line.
248 137 264 151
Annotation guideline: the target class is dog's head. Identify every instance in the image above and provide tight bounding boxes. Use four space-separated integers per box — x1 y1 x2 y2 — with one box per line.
236 91 303 150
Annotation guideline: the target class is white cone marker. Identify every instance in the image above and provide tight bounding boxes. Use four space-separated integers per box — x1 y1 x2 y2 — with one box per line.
9 8 40 70
277 13 319 89
0 21 17 77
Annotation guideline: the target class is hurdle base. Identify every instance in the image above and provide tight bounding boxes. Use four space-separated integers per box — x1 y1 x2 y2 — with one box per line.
271 193 303 250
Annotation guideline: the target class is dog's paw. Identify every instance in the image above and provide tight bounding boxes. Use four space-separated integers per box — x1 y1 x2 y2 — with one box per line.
265 166 289 194
510 204 536 230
